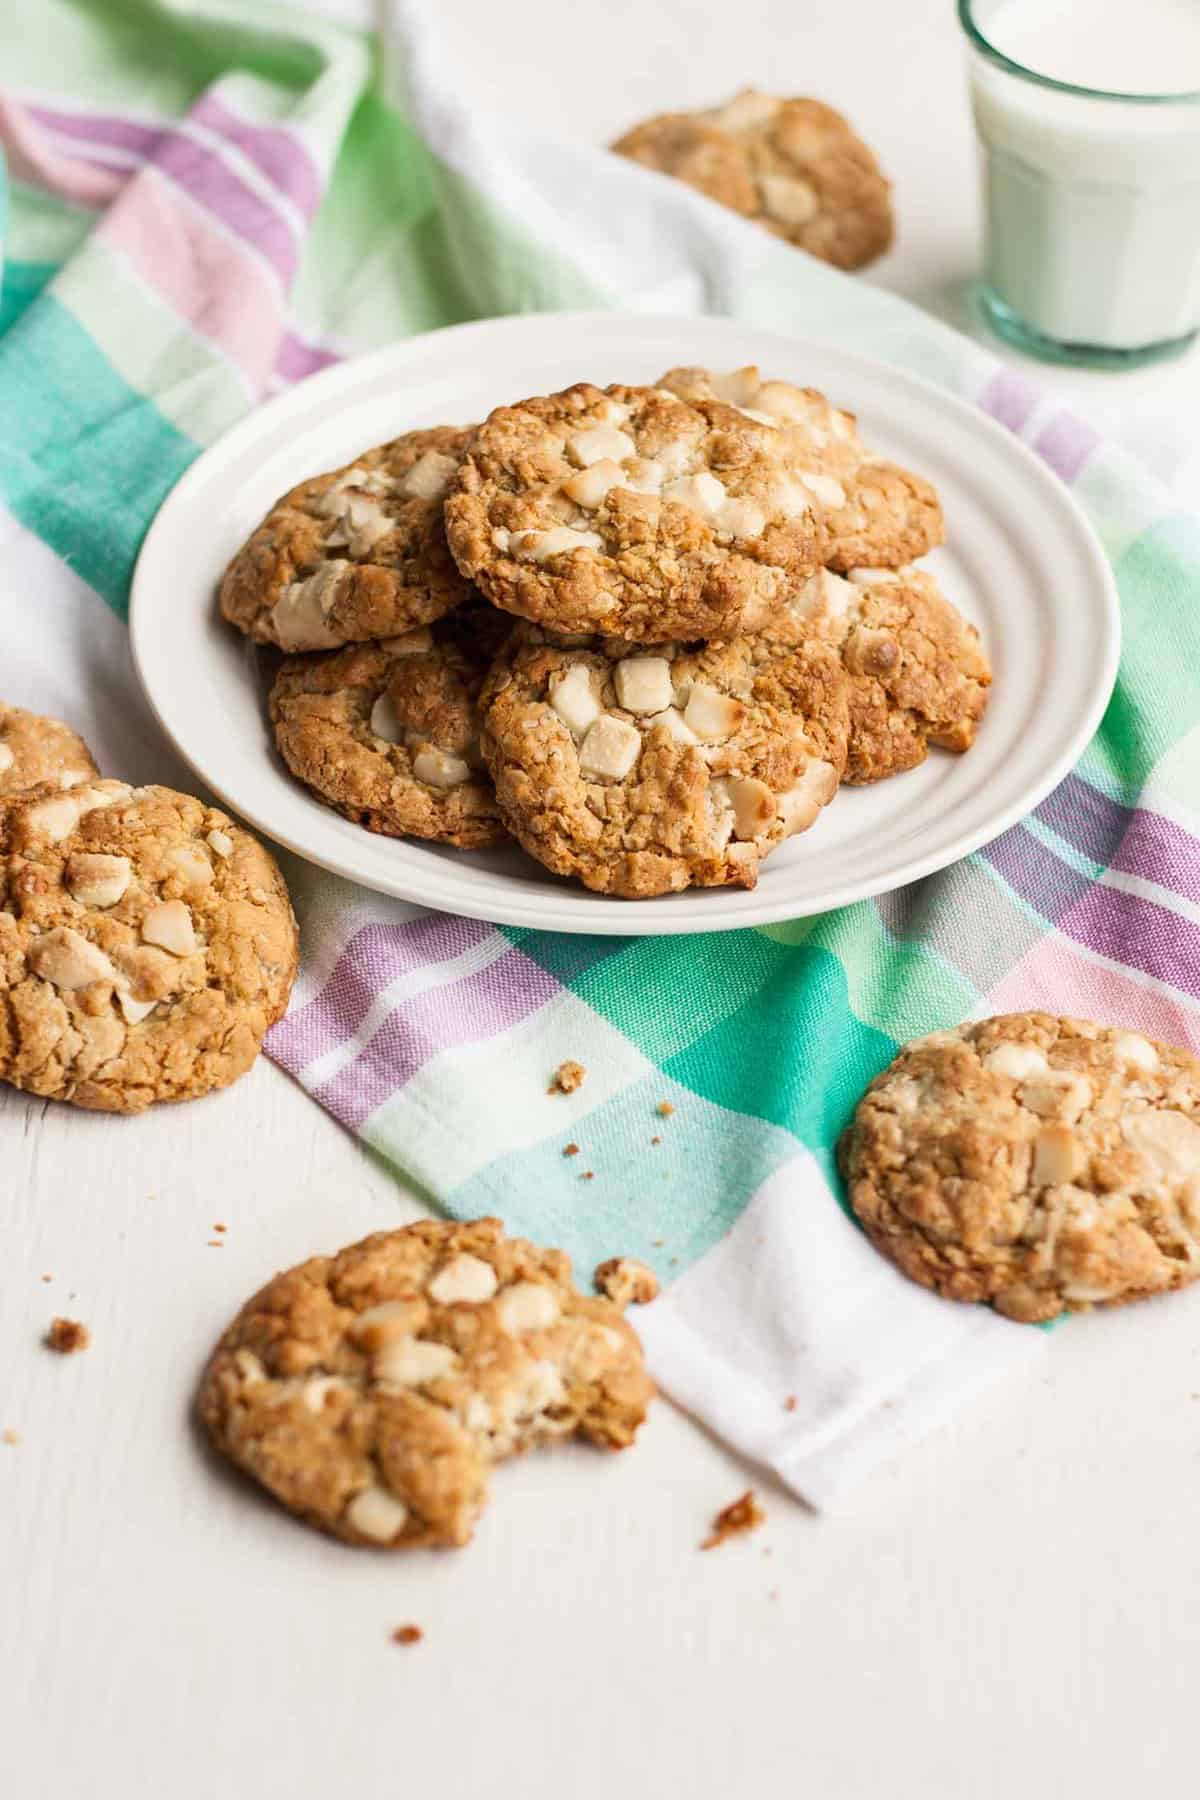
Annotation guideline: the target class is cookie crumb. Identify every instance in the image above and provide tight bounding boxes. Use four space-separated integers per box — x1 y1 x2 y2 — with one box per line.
783 1395 797 1412
656 1101 674 1117
581 1170 595 1182
2 1429 20 1447
549 1060 586 1095
213 1223 227 1233
207 1240 225 1248
46 1317 90 1355
391 1625 423 1647
563 1143 580 1157
651 1135 662 1146
40 1274 53 1283
700 1489 766 1550
594 1256 660 1308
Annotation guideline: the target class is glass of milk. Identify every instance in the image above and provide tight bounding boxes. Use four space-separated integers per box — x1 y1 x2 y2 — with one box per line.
960 0 1200 367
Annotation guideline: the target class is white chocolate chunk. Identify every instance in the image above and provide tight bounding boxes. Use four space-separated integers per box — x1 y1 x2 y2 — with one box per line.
715 497 766 540
646 707 699 745
369 692 403 744
562 459 625 509
579 714 641 781
141 899 196 957
345 1485 408 1543
399 449 459 501
0 743 13 773
831 410 855 441
350 1300 427 1348
1033 1124 1084 1186
29 927 117 991
271 563 347 650
412 747 471 789
302 1376 348 1414
233 1349 266 1384
759 172 819 227
59 769 90 790
713 92 780 131
848 567 902 586
799 470 847 510
1113 1032 1159 1072
510 526 603 561
663 471 727 519
207 829 234 858
707 789 736 852
778 759 838 836
429 1253 498 1305
550 664 602 738
116 990 158 1026
753 380 812 422
594 398 632 426
21 780 131 845
164 844 214 892
567 425 637 467
622 457 664 494
65 852 131 909
380 627 433 656
984 1043 1050 1081
707 366 762 405
1123 1109 1200 1180
614 656 674 715
497 1282 562 1335
683 684 745 742
768 477 815 520
340 493 394 557
722 776 777 840
504 1358 567 1423
375 1337 459 1386
1018 1071 1092 1122
737 407 780 428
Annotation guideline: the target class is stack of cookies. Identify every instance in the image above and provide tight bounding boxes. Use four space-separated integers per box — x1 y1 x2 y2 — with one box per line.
220 365 991 899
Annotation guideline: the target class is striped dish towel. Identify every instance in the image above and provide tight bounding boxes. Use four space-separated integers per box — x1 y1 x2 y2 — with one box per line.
4 0 1200 1504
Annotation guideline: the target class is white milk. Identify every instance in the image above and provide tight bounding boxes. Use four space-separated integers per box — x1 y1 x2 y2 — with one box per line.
967 0 1200 352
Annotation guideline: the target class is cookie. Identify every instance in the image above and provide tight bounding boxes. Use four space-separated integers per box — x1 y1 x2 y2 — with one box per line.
479 624 848 898
657 365 944 571
0 780 298 1111
197 1217 653 1548
768 567 990 783
219 427 477 651
444 382 823 643
269 609 510 850
613 88 893 270
0 704 98 800
840 1014 1200 1323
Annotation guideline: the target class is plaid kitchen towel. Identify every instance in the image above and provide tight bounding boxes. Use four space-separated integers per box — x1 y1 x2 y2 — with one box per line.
4 0 1199 1504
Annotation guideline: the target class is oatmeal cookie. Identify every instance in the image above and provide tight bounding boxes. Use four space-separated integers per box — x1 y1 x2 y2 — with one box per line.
444 383 822 642
840 1014 1200 1323
219 426 477 651
0 704 97 800
479 625 848 898
658 365 944 571
0 780 298 1111
767 566 990 782
269 609 509 849
198 1217 653 1549
613 88 893 270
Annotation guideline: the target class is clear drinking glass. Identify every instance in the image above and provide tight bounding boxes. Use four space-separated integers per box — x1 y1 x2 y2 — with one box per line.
959 0 1200 368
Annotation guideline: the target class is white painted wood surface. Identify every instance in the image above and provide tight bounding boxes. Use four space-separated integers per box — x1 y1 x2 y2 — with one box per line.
6 3 1200 1796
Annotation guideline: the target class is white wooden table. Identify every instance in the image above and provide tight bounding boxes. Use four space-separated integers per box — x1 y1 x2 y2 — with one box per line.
6 4 1200 1796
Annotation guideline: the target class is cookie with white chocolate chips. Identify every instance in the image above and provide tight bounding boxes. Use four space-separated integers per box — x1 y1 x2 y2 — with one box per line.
0 781 297 1111
614 89 893 271
767 566 991 783
444 382 823 643
269 607 510 849
0 704 98 801
479 624 849 898
657 367 945 572
219 426 477 651
197 1217 654 1549
840 1014 1200 1323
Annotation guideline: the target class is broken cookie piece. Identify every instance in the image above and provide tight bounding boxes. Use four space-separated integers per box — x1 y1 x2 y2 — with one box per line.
594 1257 660 1307
198 1217 654 1549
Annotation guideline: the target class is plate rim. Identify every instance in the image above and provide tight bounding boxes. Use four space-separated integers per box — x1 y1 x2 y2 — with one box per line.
130 309 1121 936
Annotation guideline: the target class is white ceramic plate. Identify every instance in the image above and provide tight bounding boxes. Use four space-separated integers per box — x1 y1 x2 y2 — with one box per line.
131 311 1119 935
